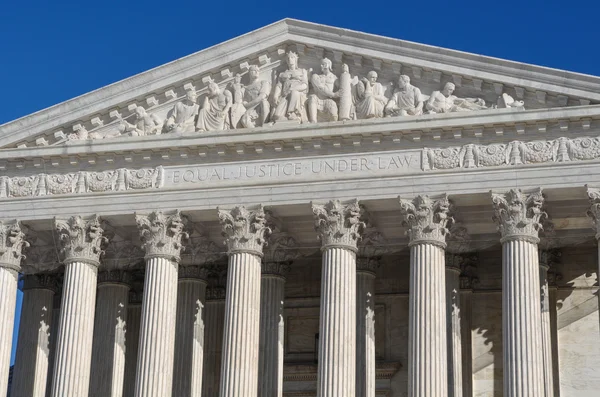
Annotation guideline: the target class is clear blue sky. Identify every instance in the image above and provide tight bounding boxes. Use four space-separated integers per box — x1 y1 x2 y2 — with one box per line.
5 0 600 364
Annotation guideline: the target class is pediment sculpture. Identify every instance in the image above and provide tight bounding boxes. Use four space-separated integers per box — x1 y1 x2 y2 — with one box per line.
61 50 533 143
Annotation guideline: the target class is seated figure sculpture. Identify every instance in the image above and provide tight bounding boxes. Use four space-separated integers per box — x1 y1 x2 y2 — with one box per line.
308 58 340 123
355 71 387 119
426 82 487 113
120 106 163 136
271 51 309 122
240 65 271 128
196 81 233 132
165 90 200 133
384 75 423 117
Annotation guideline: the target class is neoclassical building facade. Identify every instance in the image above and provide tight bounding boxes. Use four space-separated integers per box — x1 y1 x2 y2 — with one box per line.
1 19 599 397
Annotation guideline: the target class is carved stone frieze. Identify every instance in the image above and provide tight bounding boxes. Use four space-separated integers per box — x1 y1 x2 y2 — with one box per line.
0 166 163 199
312 199 365 251
179 265 210 281
55 215 107 266
98 269 133 285
218 205 270 256
399 195 453 247
22 273 60 292
491 188 546 243
423 136 600 171
136 210 188 262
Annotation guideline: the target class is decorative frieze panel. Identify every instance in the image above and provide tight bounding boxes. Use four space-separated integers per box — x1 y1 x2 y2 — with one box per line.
0 166 163 198
422 136 600 171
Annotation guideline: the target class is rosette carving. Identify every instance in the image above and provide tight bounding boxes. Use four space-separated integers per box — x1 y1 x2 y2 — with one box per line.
55 215 108 266
218 206 270 256
399 195 453 247
312 199 365 251
0 221 29 271
586 186 600 240
491 188 546 243
135 210 189 262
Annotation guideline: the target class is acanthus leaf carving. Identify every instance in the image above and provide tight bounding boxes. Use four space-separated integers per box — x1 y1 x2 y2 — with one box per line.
21 244 61 274
218 205 270 256
22 273 60 292
0 221 29 272
491 188 546 243
312 199 365 251
54 215 108 266
262 209 300 267
399 194 453 247
178 264 210 280
135 210 189 262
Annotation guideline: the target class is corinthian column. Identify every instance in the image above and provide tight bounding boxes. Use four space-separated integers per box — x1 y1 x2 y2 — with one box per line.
586 186 600 333
51 216 107 397
172 265 209 397
10 274 58 397
202 278 226 397
134 211 188 397
491 188 546 397
539 249 560 397
312 199 365 397
89 270 132 397
218 206 269 397
0 221 28 397
123 288 143 397
445 254 463 397
399 194 452 397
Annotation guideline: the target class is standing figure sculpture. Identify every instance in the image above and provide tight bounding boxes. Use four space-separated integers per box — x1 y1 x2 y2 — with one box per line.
308 58 340 123
240 65 271 128
426 82 487 113
120 106 163 136
356 71 387 119
384 75 423 117
165 89 200 133
229 74 246 129
196 81 233 132
271 51 309 122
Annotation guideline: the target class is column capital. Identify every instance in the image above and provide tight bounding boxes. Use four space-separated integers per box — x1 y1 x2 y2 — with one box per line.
218 205 270 256
491 188 546 244
586 186 600 240
22 273 59 292
0 220 29 272
206 286 226 301
312 199 365 251
178 264 210 281
399 194 453 247
261 262 291 278
21 244 61 274
55 215 107 266
98 269 133 285
263 211 300 265
356 257 380 275
135 210 189 262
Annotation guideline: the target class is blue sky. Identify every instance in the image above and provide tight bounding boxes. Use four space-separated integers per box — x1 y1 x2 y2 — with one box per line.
4 0 600 364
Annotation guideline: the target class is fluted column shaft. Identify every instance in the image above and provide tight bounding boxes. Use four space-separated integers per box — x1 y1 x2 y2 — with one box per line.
502 240 544 397
258 272 286 397
446 266 462 397
459 283 473 397
202 292 226 397
11 277 57 397
409 243 448 397
219 252 262 397
356 267 376 397
539 263 554 397
134 257 179 397
0 268 18 396
89 280 130 397
548 284 560 394
173 276 207 397
45 294 61 397
50 261 99 397
123 301 142 397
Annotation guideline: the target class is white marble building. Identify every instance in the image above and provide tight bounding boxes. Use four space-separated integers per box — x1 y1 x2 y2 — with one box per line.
1 19 599 397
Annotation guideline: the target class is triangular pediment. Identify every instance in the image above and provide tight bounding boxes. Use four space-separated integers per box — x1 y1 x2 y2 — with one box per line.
2 18 600 150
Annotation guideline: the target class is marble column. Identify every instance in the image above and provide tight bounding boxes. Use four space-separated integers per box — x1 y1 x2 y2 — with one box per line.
586 186 600 333
312 199 365 397
134 210 188 397
123 289 142 397
218 206 269 397
10 274 58 397
491 188 546 397
51 216 107 397
399 195 452 397
172 265 209 397
356 257 377 397
445 254 462 397
539 249 561 397
202 285 226 397
89 270 132 397
459 275 475 397
0 221 28 397
45 292 61 397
